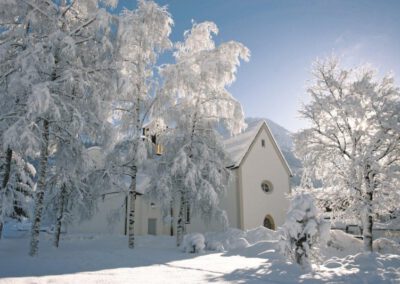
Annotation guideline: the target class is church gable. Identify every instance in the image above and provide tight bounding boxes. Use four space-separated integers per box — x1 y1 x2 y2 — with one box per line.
225 121 292 177
236 122 291 230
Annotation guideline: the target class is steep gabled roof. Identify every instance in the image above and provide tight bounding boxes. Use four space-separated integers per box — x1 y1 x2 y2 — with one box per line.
224 120 293 177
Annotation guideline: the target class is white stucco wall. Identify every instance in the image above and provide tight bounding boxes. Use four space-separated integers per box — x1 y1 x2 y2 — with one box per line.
186 170 240 233
136 197 171 236
239 126 290 230
67 193 171 236
67 193 126 235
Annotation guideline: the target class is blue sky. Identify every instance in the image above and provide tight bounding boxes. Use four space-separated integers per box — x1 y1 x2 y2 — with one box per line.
117 0 400 132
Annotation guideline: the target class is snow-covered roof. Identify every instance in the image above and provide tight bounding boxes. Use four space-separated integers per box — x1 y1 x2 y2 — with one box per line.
224 121 262 168
224 120 293 176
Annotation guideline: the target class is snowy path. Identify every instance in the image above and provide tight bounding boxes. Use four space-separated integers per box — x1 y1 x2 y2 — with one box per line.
0 235 268 284
0 254 266 284
0 255 265 284
1 233 399 283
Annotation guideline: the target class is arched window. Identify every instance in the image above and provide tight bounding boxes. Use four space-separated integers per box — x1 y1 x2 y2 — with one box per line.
261 180 273 194
263 214 275 230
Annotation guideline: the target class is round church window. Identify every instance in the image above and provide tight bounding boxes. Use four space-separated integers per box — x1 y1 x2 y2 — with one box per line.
261 180 273 193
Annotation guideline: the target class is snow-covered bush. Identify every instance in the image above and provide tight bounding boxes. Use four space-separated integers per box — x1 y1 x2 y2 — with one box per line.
205 228 249 251
373 238 400 255
204 227 279 252
181 233 205 253
205 240 225 252
246 226 278 244
280 192 330 267
325 230 363 256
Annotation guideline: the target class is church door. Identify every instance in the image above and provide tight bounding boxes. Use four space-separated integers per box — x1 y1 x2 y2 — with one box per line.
148 218 157 235
263 215 275 230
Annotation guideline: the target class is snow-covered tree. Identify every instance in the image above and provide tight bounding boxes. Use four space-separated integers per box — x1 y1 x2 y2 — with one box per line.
45 141 98 248
295 58 400 252
0 151 36 239
0 0 34 239
1 0 118 255
150 21 250 246
280 192 330 268
108 0 172 249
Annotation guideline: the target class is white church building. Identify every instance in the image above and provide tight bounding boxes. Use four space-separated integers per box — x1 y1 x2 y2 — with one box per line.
67 120 292 236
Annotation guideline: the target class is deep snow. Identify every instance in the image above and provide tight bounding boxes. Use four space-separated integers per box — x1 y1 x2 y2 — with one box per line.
0 223 399 283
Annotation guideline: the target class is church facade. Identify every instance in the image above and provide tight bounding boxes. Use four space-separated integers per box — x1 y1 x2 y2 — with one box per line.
67 121 292 235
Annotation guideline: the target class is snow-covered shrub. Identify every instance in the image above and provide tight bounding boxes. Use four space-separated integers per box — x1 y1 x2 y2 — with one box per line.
233 238 250 250
280 192 330 267
373 238 400 255
181 233 205 253
205 240 225 252
246 226 278 244
325 230 363 256
204 227 278 252
205 228 249 251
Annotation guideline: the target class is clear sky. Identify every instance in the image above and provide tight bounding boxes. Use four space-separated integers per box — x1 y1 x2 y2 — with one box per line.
117 0 400 132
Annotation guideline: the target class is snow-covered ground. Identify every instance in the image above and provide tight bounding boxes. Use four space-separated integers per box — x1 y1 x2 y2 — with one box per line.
0 224 399 283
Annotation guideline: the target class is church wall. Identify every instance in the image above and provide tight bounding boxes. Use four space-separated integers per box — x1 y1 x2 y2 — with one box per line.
186 169 240 233
67 192 172 236
67 193 126 235
240 127 290 230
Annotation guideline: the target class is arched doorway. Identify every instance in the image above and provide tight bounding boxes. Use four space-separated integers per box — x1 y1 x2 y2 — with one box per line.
263 214 275 230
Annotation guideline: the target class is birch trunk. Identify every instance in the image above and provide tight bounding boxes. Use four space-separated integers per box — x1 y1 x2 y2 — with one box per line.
54 183 67 248
0 147 13 239
363 191 373 252
170 203 174 236
127 91 141 248
128 164 137 249
29 119 50 256
176 191 186 246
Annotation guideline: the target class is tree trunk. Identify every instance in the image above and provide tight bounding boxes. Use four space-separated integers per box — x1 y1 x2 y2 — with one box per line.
0 147 13 239
176 105 198 246
126 85 142 249
54 183 67 248
170 204 174 236
128 164 137 249
363 166 374 252
176 191 186 246
363 191 374 252
29 119 50 256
